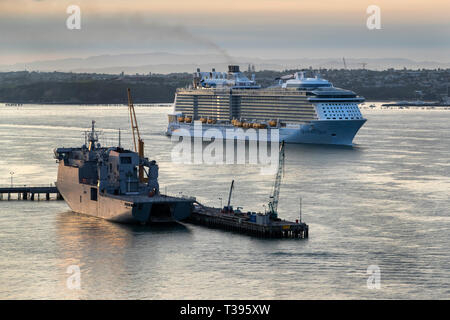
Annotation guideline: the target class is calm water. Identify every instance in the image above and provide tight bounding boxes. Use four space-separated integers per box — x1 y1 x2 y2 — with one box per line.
0 104 449 299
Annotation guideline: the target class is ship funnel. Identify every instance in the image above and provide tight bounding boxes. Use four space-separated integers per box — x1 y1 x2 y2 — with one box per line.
228 65 240 73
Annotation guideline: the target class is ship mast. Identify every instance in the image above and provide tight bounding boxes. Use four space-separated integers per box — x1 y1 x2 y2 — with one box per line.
88 120 98 151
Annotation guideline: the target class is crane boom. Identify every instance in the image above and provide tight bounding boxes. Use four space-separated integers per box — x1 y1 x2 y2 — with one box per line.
127 88 141 152
226 180 234 211
268 140 285 219
127 88 146 183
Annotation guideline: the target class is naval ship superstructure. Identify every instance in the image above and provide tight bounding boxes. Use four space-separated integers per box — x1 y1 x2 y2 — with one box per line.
55 121 193 223
166 65 366 145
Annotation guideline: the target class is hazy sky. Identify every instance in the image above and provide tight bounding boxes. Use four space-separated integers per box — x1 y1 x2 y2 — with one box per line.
0 0 449 64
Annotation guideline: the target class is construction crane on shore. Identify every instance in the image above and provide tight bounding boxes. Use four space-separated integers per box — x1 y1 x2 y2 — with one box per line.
127 88 147 183
268 141 285 220
342 57 347 70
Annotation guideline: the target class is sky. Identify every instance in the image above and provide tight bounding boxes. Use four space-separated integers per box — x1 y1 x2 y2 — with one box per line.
0 0 449 65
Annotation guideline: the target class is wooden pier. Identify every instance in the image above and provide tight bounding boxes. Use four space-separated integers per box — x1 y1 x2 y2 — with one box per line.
0 185 63 201
187 203 308 239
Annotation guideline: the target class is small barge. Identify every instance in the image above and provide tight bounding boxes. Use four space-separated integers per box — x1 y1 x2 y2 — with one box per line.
185 141 309 239
188 203 308 239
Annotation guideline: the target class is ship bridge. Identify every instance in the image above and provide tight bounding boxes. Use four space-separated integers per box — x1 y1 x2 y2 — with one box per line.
307 87 365 103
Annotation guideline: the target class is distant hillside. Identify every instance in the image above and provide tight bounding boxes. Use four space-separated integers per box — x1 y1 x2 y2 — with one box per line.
0 68 448 104
0 72 191 104
1 52 449 74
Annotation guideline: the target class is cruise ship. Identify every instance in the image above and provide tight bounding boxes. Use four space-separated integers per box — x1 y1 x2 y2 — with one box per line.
166 65 366 145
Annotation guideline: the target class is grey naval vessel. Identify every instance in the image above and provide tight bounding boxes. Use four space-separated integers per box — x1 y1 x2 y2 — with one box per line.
54 121 193 224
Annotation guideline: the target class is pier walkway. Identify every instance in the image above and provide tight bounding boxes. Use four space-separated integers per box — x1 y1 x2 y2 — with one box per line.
0 184 63 201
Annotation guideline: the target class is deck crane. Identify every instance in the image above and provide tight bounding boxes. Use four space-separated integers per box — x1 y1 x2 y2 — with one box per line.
222 180 235 213
267 140 285 220
342 57 347 70
127 88 147 183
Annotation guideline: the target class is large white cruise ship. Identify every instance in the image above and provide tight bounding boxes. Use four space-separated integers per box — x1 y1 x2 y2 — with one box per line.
166 65 366 145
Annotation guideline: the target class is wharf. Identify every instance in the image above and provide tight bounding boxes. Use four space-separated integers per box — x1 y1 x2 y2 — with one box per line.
187 203 308 239
0 185 63 201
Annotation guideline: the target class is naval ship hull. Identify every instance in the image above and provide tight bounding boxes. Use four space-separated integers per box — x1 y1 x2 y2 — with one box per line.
56 165 193 224
167 119 366 146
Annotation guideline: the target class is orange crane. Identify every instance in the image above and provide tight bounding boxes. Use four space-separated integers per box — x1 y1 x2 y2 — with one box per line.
127 88 147 183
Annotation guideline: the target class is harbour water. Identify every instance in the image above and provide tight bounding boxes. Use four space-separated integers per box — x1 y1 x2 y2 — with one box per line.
0 104 449 299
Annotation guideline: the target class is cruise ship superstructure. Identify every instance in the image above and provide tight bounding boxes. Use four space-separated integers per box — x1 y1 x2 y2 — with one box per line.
166 65 366 145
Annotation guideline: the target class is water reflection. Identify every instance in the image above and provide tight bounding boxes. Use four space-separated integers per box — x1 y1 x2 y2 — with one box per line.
2 105 450 299
54 210 191 299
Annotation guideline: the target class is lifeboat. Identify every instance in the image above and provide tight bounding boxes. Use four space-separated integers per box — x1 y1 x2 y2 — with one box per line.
178 116 185 123
269 120 277 127
185 117 192 123
207 118 216 124
235 121 243 127
200 117 207 123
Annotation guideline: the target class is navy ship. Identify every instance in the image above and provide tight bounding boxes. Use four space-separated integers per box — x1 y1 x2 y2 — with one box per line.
54 120 193 224
167 65 366 145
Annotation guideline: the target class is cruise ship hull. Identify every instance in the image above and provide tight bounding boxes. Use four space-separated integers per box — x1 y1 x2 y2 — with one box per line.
167 119 366 146
56 164 193 224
